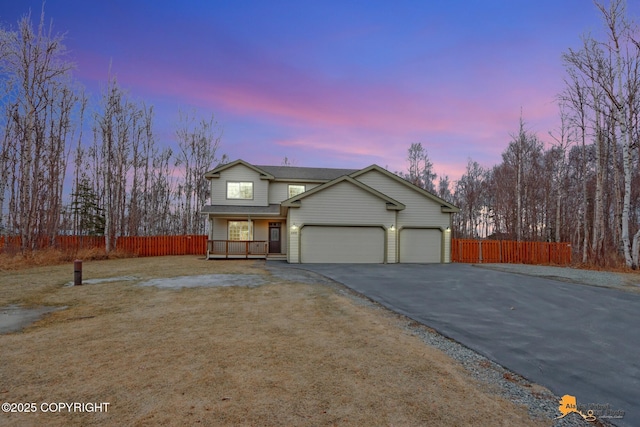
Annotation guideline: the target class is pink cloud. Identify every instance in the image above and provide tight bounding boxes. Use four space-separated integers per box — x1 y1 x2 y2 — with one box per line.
76 46 542 139
72 40 563 184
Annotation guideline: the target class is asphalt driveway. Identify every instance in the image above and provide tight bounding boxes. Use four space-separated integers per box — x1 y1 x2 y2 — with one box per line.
284 263 639 426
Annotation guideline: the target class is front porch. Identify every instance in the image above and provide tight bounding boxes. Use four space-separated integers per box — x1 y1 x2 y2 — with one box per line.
203 205 288 260
206 240 288 260
207 240 268 259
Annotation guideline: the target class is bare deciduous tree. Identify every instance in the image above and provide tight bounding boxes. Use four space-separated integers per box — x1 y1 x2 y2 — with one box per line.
548 104 574 243
400 142 437 193
562 0 640 267
454 159 486 238
0 7 79 250
174 110 224 235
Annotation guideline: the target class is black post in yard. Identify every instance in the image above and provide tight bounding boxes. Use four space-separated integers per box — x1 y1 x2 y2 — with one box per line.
74 259 82 286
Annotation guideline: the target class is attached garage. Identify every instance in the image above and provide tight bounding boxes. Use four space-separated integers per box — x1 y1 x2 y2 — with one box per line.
204 161 459 264
399 228 442 263
300 226 385 263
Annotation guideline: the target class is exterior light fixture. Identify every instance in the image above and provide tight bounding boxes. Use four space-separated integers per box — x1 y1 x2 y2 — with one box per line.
390 224 395 231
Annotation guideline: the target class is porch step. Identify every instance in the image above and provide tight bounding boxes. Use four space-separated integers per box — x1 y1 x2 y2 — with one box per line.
267 254 287 261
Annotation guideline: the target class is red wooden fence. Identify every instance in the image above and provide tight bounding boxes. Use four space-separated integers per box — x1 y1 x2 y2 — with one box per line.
1 235 572 264
116 235 207 256
451 239 572 265
0 235 208 257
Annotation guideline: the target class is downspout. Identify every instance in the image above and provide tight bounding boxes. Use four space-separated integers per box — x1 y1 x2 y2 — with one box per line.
394 211 399 263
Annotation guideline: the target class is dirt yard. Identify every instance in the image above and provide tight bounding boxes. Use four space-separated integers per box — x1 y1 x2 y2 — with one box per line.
0 256 548 426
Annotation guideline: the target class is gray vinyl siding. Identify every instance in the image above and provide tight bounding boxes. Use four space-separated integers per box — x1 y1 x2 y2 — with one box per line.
211 218 228 240
210 164 269 206
253 219 268 241
355 169 451 263
287 180 395 263
268 182 320 204
290 181 395 224
355 170 449 228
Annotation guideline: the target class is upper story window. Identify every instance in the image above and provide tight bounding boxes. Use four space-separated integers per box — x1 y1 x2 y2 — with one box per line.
288 184 305 198
227 182 253 200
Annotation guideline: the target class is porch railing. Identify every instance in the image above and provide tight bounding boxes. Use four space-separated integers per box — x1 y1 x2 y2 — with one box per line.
207 240 268 259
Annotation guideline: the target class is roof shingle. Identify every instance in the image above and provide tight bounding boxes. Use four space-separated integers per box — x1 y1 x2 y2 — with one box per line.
254 165 358 181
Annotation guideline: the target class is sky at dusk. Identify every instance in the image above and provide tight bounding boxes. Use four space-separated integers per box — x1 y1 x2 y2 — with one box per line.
2 0 637 181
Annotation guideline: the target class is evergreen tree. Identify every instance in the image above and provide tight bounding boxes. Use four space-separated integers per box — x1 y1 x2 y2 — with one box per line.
71 177 105 236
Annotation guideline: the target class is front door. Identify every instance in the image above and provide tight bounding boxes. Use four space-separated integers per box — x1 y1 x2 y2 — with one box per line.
269 222 281 254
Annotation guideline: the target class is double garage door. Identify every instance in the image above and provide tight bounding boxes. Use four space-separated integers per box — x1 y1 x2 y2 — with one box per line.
299 226 442 263
300 226 384 263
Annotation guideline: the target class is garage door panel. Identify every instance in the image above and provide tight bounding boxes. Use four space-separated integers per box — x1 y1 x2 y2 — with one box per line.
400 228 441 263
301 226 384 263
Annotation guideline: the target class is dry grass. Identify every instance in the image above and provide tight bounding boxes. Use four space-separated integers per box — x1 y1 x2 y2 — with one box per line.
571 248 640 272
0 256 547 426
0 247 135 272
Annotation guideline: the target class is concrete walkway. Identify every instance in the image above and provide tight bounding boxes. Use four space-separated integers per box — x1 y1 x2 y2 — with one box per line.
280 263 639 426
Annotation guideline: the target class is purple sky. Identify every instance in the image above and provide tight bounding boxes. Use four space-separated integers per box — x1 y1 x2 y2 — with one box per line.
2 1 633 181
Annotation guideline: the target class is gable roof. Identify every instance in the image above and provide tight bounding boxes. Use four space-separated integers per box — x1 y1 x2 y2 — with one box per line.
350 165 460 213
204 159 357 182
204 159 274 180
203 160 459 214
282 175 405 211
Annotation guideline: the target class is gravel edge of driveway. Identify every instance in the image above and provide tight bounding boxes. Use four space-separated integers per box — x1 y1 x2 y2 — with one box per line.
266 262 613 427
341 287 606 427
473 263 640 294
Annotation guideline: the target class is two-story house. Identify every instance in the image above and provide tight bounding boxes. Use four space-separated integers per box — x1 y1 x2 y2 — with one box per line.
201 159 459 263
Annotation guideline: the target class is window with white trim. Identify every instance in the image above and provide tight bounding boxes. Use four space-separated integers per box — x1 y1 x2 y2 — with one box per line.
227 182 253 199
288 184 305 198
228 221 252 241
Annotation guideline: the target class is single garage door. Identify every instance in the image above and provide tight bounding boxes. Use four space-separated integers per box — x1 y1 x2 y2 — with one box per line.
300 226 384 263
399 228 441 263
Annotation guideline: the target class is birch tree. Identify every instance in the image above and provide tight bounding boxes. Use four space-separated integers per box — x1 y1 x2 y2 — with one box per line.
174 110 224 235
92 76 145 251
0 8 78 250
561 66 591 262
599 0 636 267
564 0 640 267
454 160 486 238
507 116 542 241
548 104 574 243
